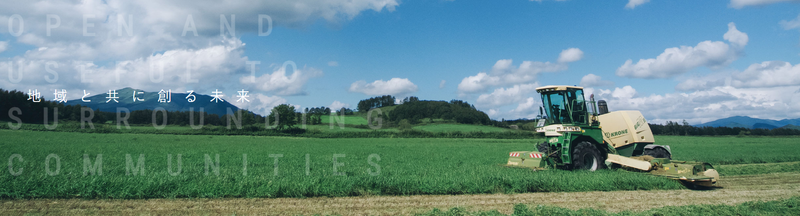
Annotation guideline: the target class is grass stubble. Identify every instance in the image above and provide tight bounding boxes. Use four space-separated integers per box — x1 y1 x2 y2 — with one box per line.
1 172 799 215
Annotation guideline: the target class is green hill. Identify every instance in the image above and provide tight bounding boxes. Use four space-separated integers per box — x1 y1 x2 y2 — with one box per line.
389 100 491 125
320 115 370 125
780 124 800 130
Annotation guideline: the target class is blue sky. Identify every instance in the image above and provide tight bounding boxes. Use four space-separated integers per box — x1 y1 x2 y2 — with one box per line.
2 0 800 124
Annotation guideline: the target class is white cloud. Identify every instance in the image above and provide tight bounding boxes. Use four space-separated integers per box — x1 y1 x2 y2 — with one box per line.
557 48 584 63
251 94 287 114
458 49 581 94
329 100 349 111
486 109 499 118
675 73 730 91
588 84 800 124
0 0 399 45
439 80 446 89
611 85 638 99
1 38 324 101
240 63 323 96
625 0 650 9
781 14 800 30
616 23 747 79
781 14 800 44
328 61 339 67
723 23 749 48
510 97 542 119
0 41 8 53
0 0 395 99
476 81 800 122
480 96 544 120
732 61 800 88
579 74 614 87
349 78 418 96
729 0 799 9
676 61 800 91
475 83 539 108
0 38 250 98
3 0 400 61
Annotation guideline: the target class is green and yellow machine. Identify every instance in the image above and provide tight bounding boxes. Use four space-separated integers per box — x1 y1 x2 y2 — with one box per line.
507 85 718 188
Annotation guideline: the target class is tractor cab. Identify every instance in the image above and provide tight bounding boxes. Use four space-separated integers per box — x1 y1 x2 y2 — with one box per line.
536 85 596 127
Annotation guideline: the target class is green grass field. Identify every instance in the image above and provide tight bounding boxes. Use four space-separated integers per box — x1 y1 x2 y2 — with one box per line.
320 115 371 125
1 129 798 199
414 123 513 133
658 136 800 165
717 162 800 176
303 124 400 132
0 130 683 199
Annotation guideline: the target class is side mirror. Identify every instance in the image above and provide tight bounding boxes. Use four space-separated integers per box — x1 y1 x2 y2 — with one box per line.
539 106 544 117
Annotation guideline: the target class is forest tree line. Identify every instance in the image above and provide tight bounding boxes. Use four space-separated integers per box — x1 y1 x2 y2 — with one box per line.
356 95 396 112
389 100 491 125
648 120 800 136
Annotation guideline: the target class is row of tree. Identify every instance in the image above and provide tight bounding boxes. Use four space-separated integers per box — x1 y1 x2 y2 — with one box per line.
357 95 396 112
389 100 491 125
648 120 800 136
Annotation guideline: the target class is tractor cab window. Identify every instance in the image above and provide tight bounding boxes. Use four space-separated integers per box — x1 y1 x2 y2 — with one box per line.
541 89 588 125
569 90 588 125
541 92 570 124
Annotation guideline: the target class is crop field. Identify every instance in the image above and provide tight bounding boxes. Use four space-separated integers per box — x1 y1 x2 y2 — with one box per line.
2 129 800 215
2 129 800 199
657 136 800 165
0 130 687 199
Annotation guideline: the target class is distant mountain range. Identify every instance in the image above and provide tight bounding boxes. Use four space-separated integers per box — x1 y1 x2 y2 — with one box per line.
695 116 800 129
65 87 241 116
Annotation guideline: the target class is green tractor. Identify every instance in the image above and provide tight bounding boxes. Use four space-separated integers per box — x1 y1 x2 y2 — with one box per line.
507 85 718 187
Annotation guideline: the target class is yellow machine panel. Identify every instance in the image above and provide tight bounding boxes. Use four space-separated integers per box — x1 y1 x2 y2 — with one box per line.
597 110 654 148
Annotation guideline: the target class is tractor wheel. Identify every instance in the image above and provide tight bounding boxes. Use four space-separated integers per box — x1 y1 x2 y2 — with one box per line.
537 142 550 154
571 141 604 171
644 147 671 159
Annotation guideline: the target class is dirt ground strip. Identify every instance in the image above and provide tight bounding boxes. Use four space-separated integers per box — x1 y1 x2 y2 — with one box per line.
3 172 800 216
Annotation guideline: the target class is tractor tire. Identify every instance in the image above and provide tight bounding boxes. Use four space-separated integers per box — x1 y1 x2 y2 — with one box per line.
644 147 671 159
537 142 550 154
571 141 605 171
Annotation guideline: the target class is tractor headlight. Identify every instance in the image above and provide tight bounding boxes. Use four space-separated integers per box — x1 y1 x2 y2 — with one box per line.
535 127 545 133
556 126 582 132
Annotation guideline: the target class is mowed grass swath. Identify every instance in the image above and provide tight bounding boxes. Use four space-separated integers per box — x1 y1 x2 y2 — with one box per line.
1 130 686 199
419 197 800 216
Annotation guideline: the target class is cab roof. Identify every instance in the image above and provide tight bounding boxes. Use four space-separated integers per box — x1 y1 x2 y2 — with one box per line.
535 85 584 93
